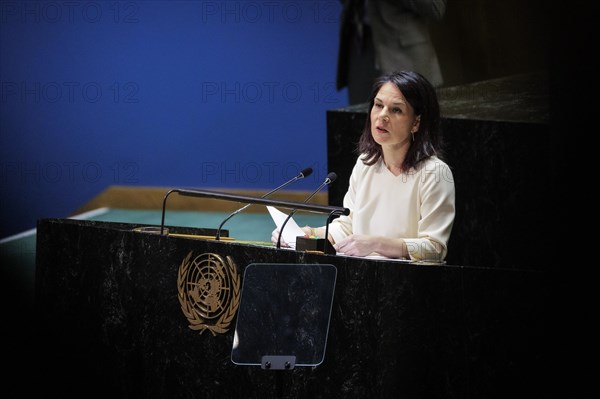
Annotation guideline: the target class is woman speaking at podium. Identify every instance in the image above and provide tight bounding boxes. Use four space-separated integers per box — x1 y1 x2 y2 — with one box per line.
272 70 455 262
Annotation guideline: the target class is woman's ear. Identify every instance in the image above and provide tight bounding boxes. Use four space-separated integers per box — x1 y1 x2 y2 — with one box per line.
412 115 421 133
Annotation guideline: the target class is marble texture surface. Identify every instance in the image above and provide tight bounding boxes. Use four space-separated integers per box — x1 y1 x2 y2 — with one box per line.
34 218 550 398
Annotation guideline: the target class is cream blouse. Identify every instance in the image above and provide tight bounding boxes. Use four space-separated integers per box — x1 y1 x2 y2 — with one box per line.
327 155 456 261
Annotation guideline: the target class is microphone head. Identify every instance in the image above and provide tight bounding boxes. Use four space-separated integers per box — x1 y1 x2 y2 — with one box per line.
299 167 313 178
325 172 337 184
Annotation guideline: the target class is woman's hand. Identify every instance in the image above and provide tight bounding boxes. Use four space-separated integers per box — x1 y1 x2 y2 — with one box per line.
334 235 409 259
271 226 312 247
333 234 377 256
271 228 289 247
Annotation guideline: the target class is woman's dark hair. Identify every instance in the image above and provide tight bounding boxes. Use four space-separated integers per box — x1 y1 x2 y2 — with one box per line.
357 70 443 171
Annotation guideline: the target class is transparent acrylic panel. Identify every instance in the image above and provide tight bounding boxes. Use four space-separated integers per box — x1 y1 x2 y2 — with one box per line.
231 263 337 369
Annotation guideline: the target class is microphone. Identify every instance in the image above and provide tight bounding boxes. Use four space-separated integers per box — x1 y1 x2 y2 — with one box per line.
215 167 313 240
276 172 337 249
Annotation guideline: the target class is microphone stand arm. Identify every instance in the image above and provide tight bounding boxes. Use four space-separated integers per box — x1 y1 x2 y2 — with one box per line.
215 175 303 240
160 188 349 236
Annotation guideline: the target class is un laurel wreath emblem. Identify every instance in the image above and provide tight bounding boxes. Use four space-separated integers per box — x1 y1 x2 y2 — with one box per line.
177 252 240 336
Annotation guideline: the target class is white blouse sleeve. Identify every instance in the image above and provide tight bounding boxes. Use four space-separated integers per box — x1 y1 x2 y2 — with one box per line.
404 160 455 261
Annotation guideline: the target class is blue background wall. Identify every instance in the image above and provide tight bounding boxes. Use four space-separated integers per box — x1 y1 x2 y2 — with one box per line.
0 0 348 238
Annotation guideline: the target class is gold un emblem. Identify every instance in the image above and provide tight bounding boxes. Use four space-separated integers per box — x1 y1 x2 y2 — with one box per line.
177 252 240 336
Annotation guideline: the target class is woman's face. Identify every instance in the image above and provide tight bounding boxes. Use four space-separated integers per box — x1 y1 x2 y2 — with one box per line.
370 82 420 148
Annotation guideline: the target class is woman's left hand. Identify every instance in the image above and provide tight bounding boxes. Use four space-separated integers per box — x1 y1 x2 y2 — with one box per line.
333 235 377 256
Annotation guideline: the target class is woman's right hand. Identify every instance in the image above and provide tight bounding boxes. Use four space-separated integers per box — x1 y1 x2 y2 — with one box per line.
271 228 289 247
271 226 311 247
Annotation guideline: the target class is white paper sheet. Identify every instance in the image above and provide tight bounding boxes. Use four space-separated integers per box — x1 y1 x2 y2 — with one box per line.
267 206 306 248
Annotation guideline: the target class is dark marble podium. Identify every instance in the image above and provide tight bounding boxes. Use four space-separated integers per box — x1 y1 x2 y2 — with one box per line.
326 72 552 270
34 218 550 398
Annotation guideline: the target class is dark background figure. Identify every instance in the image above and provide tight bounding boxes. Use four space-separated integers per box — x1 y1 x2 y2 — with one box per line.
336 0 447 104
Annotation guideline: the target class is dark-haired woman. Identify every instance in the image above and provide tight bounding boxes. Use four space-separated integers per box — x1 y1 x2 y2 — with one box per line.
273 71 455 261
